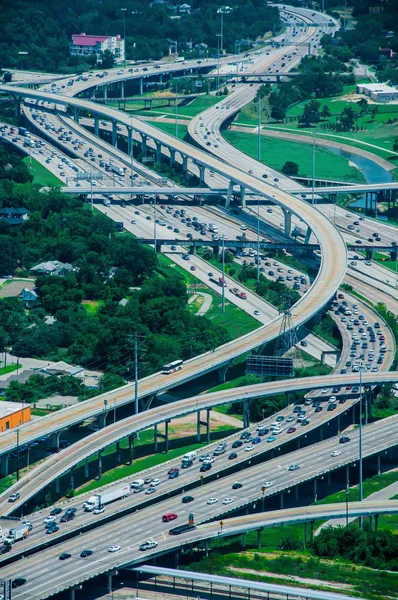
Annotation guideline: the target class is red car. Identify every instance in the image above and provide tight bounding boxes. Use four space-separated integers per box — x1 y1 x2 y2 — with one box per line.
287 427 296 434
346 385 352 390
162 513 178 522
168 467 179 475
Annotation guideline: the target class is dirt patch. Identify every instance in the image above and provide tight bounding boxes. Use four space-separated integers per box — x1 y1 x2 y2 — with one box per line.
228 565 354 591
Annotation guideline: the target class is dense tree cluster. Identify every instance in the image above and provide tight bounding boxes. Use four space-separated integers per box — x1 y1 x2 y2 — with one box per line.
0 147 228 376
313 526 398 570
0 0 280 72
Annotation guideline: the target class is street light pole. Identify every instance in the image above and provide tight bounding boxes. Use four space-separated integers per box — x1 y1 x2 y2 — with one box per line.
130 117 134 183
257 196 260 283
16 428 20 482
216 34 221 95
359 363 364 513
221 234 225 314
311 134 316 205
257 92 261 162
175 80 179 138
121 8 127 69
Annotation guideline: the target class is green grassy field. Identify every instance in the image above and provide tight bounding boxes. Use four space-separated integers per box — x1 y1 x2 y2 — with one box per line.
23 157 63 187
148 121 188 139
82 300 104 315
134 94 220 120
0 363 19 376
223 130 366 183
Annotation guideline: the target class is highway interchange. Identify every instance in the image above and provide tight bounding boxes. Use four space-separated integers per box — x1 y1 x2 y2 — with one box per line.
0 4 398 598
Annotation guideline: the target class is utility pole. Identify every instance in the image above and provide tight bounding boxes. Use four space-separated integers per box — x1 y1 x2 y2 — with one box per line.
311 135 316 205
134 332 139 417
257 197 260 283
16 428 20 481
175 80 179 138
221 234 225 314
257 93 261 162
359 362 364 527
130 117 134 183
121 8 127 69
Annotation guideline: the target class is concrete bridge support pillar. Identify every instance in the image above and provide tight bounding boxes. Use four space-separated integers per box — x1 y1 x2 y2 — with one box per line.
128 434 134 465
154 420 170 453
377 453 381 475
155 141 162 163
15 97 22 122
169 149 176 168
70 467 76 490
84 457 89 478
304 226 312 245
196 410 210 442
120 81 125 99
72 107 80 123
55 478 61 495
103 85 108 102
243 399 250 429
198 165 205 186
98 450 103 480
310 520 315 543
282 208 292 237
280 493 284 509
226 180 234 209
116 441 121 464
98 412 107 429
0 453 9 476
240 185 246 208
139 77 144 95
242 532 247 549
313 478 318 502
182 155 188 173
94 116 99 137
257 529 262 548
218 362 231 383
205 540 209 556
112 121 118 147
295 485 299 501
127 127 133 156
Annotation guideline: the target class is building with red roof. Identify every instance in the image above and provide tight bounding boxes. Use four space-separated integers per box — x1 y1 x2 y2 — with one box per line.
70 33 124 64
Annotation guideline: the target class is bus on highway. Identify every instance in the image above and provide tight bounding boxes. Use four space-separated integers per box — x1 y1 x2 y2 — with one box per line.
162 359 183 375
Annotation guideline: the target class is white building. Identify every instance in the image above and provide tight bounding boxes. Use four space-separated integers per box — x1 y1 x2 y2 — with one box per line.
356 82 398 103
70 33 125 65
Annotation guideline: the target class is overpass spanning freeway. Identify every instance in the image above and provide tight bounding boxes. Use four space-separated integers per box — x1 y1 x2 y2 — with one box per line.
2 501 397 600
62 186 228 197
134 566 362 600
289 182 398 195
0 371 397 516
137 238 398 254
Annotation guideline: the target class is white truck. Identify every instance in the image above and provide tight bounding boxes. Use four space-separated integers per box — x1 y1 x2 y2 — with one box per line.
83 485 130 511
6 523 30 544
181 451 197 467
103 198 111 207
111 164 125 177
208 223 218 233
130 479 145 492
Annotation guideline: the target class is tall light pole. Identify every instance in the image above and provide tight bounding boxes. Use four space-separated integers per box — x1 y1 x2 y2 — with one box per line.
257 196 260 283
359 361 364 526
311 134 316 205
257 92 261 161
130 116 134 183
221 234 225 314
18 51 29 71
216 34 221 95
175 80 179 138
217 6 232 54
121 8 127 69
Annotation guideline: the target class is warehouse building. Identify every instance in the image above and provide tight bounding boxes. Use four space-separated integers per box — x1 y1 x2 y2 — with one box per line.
356 82 398 102
0 401 31 433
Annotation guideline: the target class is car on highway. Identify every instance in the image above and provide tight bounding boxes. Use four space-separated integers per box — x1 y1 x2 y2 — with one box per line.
232 440 243 448
139 539 158 551
266 435 277 443
340 436 351 444
200 462 212 472
145 487 157 495
223 497 234 505
232 482 243 489
245 445 254 452
46 525 60 534
207 497 218 505
8 493 20 502
254 310 260 316
108 545 121 552
93 505 105 515
287 427 296 434
44 515 57 524
80 549 94 558
182 495 194 503
59 553 72 560
151 478 161 486
288 464 300 471
12 578 27 589
331 450 341 457
50 507 63 516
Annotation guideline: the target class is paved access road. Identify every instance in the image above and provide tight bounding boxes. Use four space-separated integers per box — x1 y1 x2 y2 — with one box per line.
1 370 397 516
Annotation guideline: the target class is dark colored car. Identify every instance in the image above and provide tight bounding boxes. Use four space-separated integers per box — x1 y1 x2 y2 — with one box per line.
47 525 60 534
182 496 194 504
59 553 72 560
12 578 27 589
200 462 212 472
80 549 94 558
50 507 63 516
340 436 351 444
232 440 243 448
61 512 75 523
232 482 243 489
228 452 238 460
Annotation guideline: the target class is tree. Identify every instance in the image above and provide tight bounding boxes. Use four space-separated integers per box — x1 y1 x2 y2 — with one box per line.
271 105 286 121
357 98 368 115
393 137 398 152
339 106 358 131
101 50 115 69
299 99 321 126
282 161 299 176
370 106 379 121
321 105 331 119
